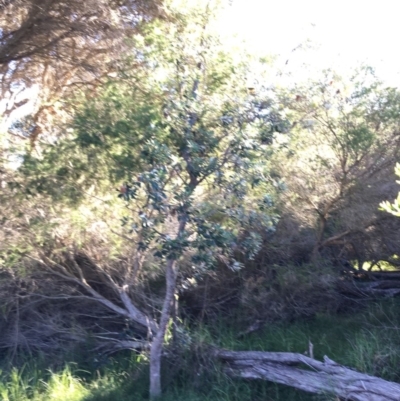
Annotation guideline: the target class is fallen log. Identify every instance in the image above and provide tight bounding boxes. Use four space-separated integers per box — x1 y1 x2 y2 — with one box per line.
368 271 400 280
338 280 400 298
214 349 400 401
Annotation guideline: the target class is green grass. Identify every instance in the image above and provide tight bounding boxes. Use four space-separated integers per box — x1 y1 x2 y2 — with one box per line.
353 255 400 271
1 300 400 401
0 365 89 401
223 301 400 381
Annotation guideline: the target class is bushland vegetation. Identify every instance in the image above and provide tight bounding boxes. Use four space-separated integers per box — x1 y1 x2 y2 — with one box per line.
2 1 400 399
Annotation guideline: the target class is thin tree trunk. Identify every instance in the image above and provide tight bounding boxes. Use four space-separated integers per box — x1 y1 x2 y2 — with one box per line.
149 258 177 399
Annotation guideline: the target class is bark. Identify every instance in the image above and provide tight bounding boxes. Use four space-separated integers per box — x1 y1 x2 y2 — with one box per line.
149 258 177 399
215 349 400 401
147 51 201 397
338 274 400 298
367 271 400 280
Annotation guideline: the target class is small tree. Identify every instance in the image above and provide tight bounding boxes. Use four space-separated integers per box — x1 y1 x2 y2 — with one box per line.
273 68 400 263
26 2 282 398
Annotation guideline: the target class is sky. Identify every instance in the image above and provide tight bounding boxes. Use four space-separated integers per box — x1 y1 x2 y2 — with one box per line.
218 0 400 86
2 0 400 130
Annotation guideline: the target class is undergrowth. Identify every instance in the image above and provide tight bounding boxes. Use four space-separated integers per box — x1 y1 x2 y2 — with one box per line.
1 299 400 401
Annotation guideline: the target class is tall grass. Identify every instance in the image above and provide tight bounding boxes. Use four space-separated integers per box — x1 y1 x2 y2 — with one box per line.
1 299 400 401
0 365 88 401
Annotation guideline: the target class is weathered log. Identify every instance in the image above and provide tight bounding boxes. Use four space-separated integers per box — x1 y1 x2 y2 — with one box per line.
368 271 400 280
214 349 400 401
338 279 400 298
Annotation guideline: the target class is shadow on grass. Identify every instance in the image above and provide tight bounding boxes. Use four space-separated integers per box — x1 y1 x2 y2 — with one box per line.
2 299 400 401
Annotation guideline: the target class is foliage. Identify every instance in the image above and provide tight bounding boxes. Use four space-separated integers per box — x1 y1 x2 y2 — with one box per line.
270 67 400 263
0 0 163 148
66 3 283 275
240 263 343 322
3 1 400 399
0 3 287 398
380 163 400 216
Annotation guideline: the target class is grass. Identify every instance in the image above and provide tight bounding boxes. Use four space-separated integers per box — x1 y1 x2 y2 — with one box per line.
353 255 400 271
1 299 400 401
0 365 89 401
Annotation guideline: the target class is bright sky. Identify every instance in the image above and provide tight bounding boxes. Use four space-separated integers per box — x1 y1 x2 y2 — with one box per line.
2 0 400 131
219 0 400 86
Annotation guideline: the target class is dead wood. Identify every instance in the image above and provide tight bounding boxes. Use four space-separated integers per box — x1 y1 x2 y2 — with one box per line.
338 277 400 298
214 349 400 401
368 271 400 280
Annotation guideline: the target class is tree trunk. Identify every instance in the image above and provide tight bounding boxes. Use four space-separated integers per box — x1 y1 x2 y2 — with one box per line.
215 349 400 401
149 258 177 399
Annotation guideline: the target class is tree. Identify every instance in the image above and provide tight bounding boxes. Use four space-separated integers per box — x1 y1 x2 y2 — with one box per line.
21 2 282 398
0 1 165 278
272 67 400 265
0 0 163 148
